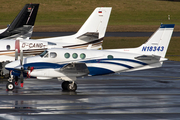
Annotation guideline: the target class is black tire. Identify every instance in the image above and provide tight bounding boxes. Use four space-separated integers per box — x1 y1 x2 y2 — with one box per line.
6 82 15 91
67 83 77 91
61 81 70 90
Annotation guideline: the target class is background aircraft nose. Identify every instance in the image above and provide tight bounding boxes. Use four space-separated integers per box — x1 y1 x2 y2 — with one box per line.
5 60 19 70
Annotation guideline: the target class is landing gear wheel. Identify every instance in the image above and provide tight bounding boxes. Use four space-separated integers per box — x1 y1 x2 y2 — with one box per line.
61 81 77 91
62 81 70 91
67 82 77 91
6 82 15 91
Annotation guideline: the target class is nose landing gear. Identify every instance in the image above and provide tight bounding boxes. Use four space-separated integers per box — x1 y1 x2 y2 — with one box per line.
6 82 15 91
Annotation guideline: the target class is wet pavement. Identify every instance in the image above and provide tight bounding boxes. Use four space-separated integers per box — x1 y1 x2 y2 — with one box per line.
0 61 180 120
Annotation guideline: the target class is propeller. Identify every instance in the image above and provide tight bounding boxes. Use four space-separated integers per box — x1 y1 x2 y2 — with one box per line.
20 50 24 87
15 49 34 87
14 49 19 86
15 49 18 61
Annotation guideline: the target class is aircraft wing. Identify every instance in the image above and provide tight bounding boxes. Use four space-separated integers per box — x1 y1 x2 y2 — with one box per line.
60 63 89 77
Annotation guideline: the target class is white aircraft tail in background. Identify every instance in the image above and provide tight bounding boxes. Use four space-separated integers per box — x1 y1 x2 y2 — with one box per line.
40 7 112 49
75 7 111 40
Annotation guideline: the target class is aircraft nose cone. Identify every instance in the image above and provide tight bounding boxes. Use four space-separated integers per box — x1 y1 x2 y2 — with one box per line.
5 62 12 70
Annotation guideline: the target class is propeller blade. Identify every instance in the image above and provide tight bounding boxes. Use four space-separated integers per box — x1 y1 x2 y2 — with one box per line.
20 50 23 66
27 66 34 78
15 49 18 61
30 67 34 72
20 50 24 87
20 70 24 87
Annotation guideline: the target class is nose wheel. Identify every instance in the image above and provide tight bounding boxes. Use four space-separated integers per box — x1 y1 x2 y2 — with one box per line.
6 82 15 91
61 81 77 91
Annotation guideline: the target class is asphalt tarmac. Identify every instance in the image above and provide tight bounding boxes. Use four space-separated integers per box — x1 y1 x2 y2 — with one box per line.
32 32 180 37
0 61 180 120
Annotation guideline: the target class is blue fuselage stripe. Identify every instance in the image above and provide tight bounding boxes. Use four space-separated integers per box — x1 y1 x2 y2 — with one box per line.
9 58 147 76
100 61 134 69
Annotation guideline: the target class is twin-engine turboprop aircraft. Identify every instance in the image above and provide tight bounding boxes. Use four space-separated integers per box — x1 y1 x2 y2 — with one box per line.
5 24 175 91
0 4 39 39
0 7 112 62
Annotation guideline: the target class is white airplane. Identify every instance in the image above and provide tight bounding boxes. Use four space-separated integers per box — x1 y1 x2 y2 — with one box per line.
0 4 39 39
0 7 111 76
0 7 111 61
5 24 175 91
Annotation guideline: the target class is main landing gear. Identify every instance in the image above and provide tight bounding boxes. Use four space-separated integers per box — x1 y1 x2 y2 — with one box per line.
61 81 77 91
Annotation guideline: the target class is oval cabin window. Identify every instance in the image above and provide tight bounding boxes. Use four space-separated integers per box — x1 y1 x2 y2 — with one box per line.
6 45 10 50
64 53 70 59
107 55 114 59
80 53 86 59
72 53 78 59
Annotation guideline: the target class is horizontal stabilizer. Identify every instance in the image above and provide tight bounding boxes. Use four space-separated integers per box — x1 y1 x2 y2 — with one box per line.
135 55 161 61
124 62 163 72
77 32 99 40
60 63 89 77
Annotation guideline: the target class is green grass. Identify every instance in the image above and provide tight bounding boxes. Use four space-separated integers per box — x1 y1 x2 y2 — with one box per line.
0 0 180 31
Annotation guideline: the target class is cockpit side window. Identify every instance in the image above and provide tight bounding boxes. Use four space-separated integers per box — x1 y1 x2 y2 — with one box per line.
44 53 48 58
40 50 48 57
50 52 57 58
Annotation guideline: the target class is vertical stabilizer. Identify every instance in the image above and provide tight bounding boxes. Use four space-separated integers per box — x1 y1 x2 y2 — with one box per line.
0 4 39 39
136 24 175 58
76 7 112 39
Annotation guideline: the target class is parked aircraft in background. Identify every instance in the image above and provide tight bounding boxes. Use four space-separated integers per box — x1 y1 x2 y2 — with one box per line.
0 7 111 62
0 4 39 39
0 7 111 77
5 24 175 91
0 3 39 77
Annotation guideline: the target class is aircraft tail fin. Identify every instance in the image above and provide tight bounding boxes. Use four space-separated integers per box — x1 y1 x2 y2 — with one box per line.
137 24 175 58
75 7 112 40
0 4 39 39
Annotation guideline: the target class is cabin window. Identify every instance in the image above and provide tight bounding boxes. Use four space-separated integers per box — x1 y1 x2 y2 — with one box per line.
107 55 113 59
50 52 57 58
64 53 70 59
6 45 10 50
80 53 86 59
48 42 56 45
72 53 78 59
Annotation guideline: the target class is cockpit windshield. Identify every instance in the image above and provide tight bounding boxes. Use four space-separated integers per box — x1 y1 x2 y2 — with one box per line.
40 50 48 57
